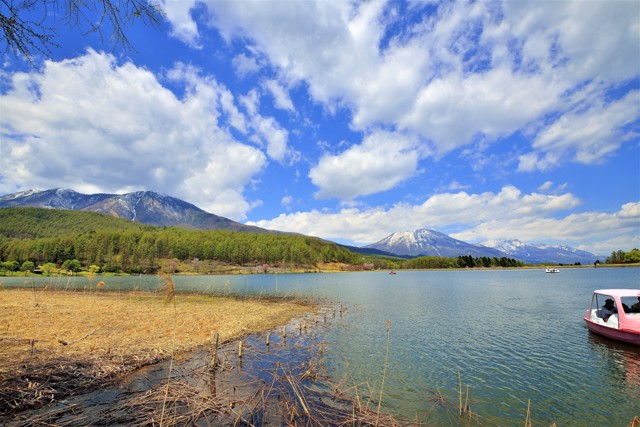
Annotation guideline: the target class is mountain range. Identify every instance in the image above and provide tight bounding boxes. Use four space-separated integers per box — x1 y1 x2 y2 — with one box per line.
366 229 601 264
479 238 602 265
0 188 271 233
0 189 601 264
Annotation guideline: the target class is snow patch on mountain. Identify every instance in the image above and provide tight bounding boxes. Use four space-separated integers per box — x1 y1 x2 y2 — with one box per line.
481 239 600 264
0 189 41 200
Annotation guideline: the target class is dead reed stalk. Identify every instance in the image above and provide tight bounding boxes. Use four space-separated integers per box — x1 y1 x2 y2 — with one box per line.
525 399 532 427
459 370 463 416
210 332 219 371
160 273 176 302
376 319 391 426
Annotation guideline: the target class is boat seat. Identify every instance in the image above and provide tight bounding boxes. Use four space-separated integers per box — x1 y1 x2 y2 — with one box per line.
590 309 619 328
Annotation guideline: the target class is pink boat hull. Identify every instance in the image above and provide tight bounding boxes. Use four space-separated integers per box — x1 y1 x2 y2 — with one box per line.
584 319 640 345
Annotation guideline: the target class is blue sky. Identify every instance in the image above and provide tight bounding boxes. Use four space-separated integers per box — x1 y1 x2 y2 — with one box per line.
1 0 639 255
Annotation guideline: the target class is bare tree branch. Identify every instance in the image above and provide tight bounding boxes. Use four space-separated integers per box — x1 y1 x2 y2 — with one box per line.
1 0 164 62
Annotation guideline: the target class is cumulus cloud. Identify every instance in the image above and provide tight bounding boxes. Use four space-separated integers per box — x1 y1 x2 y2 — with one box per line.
518 89 640 171
249 185 584 243
232 53 261 78
452 201 640 251
254 116 289 162
309 131 423 200
0 50 266 220
238 89 290 162
158 0 639 200
264 79 295 112
159 0 201 47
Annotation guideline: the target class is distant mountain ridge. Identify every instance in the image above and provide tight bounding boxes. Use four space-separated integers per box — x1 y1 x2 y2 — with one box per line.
480 238 601 264
365 229 600 264
0 188 272 233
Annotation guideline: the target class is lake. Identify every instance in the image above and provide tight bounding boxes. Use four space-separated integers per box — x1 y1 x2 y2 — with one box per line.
2 267 639 425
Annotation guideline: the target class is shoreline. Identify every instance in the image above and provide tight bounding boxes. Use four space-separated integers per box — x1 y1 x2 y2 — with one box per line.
2 262 638 279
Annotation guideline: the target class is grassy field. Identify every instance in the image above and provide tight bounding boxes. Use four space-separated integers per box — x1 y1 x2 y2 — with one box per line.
0 286 312 415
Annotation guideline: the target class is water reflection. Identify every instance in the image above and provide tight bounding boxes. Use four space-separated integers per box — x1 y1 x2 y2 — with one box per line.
587 331 640 390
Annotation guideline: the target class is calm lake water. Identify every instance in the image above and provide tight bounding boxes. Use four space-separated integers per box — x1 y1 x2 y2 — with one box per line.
3 267 639 425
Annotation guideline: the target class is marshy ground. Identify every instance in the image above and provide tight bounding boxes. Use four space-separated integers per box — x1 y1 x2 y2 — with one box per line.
0 286 406 426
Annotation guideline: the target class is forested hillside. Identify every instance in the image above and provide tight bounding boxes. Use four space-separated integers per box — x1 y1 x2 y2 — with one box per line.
0 207 147 238
0 208 356 273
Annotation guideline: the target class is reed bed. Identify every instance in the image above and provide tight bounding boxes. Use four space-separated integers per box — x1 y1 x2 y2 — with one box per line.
3 301 407 427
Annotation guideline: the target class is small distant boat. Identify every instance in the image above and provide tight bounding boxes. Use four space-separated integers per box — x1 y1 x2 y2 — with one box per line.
545 267 560 273
389 271 397 275
584 289 640 345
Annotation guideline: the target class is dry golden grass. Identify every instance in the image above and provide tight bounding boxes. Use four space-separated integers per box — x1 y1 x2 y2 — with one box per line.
0 287 311 414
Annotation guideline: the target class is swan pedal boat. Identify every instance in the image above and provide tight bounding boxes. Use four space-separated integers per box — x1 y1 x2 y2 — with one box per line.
584 289 640 345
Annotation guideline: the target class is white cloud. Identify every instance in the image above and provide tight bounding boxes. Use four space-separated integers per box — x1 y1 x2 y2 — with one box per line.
160 0 201 47
237 89 290 162
264 79 295 112
232 53 261 78
538 181 553 192
255 116 288 162
249 185 587 244
518 89 640 171
0 50 266 220
452 202 640 253
159 0 638 182
309 131 423 200
400 66 562 154
239 89 260 117
281 195 293 209
504 1 640 82
445 181 470 191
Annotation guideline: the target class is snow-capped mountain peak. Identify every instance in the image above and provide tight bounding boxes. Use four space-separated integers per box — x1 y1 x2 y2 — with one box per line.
481 238 527 252
366 229 505 258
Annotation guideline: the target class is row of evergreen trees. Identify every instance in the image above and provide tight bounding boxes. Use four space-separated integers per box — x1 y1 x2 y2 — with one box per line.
0 229 526 274
0 228 356 273
400 255 523 269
